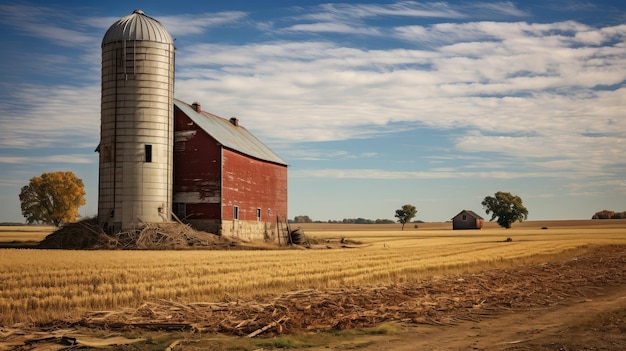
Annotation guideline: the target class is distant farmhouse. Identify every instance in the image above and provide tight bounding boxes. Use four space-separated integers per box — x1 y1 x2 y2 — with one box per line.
452 210 484 230
97 10 287 240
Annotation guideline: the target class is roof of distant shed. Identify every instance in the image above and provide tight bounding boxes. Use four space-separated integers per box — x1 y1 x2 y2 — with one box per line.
102 9 173 46
452 210 484 220
174 99 288 166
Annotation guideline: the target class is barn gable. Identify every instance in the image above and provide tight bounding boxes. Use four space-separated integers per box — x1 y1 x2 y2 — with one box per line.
173 99 288 241
174 99 287 166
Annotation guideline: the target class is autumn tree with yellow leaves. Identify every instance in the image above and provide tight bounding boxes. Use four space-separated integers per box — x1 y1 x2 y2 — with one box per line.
19 171 86 226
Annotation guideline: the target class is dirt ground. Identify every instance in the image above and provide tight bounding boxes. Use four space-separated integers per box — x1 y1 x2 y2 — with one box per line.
1 245 624 350
344 285 626 351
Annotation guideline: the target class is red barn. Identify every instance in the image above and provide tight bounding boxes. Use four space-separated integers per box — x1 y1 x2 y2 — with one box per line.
173 99 288 240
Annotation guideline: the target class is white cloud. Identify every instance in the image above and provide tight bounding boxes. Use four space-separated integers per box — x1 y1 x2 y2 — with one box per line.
176 22 626 130
567 179 626 196
290 168 566 180
0 84 99 148
284 22 381 35
0 4 98 47
281 148 380 161
283 2 527 37
395 20 594 46
159 11 248 36
169 18 626 182
0 155 94 164
468 2 529 17
295 1 526 23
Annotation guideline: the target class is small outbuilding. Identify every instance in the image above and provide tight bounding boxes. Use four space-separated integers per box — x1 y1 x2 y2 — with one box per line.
452 210 484 230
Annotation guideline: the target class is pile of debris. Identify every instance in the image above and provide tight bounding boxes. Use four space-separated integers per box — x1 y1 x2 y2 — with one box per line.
100 222 237 250
37 218 111 249
37 218 238 250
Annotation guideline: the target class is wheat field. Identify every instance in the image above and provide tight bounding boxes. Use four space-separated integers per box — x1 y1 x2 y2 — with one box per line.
0 226 55 242
1 220 625 326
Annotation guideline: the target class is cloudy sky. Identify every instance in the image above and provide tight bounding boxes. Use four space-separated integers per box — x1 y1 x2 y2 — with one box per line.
0 0 624 223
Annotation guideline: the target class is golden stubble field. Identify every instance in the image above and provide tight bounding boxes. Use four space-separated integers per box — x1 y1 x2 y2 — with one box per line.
0 225 55 243
1 219 625 327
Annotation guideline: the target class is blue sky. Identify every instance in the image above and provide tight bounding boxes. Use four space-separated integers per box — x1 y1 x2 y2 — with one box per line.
0 0 625 223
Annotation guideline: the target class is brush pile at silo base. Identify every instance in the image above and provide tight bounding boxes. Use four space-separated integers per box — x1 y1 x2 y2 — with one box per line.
69 245 625 337
37 218 240 250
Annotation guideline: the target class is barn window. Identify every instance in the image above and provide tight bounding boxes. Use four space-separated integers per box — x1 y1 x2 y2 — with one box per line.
233 206 239 220
145 144 152 162
256 208 261 221
268 208 271 218
462 214 467 221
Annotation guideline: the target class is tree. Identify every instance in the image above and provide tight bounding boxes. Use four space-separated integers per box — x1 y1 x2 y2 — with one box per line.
612 211 626 219
592 210 615 219
19 171 86 226
395 204 417 230
293 215 313 223
481 191 528 229
591 210 626 219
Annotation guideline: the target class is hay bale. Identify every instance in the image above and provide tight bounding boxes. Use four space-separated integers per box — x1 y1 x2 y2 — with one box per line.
289 228 306 245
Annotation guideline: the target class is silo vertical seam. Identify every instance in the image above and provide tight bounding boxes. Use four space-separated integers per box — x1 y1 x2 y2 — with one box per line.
123 40 127 79
167 43 173 220
112 46 118 217
133 40 137 79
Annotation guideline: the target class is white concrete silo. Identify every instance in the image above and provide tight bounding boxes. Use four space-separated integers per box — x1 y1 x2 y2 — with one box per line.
98 9 175 232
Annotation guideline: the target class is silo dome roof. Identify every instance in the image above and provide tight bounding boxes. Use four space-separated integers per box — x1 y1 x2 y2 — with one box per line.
102 9 173 46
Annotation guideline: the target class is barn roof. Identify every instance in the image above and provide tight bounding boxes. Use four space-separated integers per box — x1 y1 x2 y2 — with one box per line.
174 99 288 166
452 210 484 220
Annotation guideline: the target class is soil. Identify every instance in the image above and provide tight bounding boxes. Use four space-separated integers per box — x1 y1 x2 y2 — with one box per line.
343 285 626 351
1 245 624 350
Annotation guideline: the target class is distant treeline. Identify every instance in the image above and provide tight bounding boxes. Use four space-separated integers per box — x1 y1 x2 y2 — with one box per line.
592 210 626 219
325 218 396 224
290 215 423 224
0 222 26 226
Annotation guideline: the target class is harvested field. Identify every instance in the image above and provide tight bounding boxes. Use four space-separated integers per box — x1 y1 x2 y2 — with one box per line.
1 221 625 350
0 225 54 244
72 245 626 336
0 244 624 350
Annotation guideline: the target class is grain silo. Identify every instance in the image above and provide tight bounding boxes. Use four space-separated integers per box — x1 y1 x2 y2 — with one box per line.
97 9 175 232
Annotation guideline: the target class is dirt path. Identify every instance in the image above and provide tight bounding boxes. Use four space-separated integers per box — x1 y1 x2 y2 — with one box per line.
346 285 626 350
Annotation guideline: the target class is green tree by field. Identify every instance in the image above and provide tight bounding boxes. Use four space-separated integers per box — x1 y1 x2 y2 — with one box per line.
481 191 528 229
19 171 86 226
395 204 417 230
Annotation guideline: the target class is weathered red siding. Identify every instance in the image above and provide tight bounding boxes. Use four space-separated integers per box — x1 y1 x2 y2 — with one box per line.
222 148 288 222
173 103 288 239
173 108 221 220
